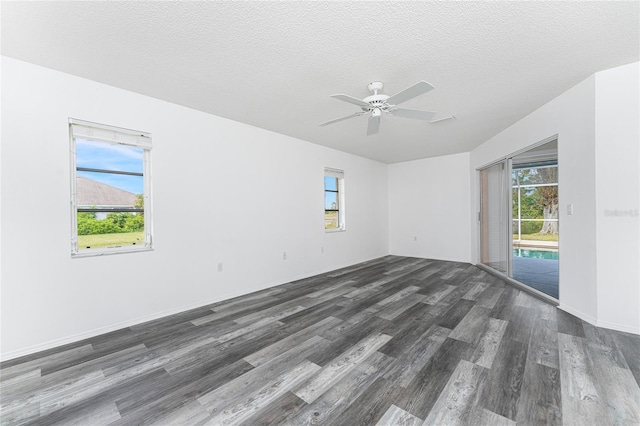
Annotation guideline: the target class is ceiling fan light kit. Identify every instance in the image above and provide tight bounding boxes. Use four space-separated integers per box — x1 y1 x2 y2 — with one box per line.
320 80 454 135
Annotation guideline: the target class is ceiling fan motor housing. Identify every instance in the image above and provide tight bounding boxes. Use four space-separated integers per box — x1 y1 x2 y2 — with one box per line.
362 97 390 112
363 96 390 112
363 82 391 112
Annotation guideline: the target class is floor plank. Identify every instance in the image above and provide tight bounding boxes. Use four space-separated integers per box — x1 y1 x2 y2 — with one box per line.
202 360 320 425
335 376 404 426
283 351 394 425
422 359 488 425
292 333 392 403
479 337 528 421
468 317 508 369
516 361 562 425
394 337 474 419
613 330 640 388
557 332 610 425
375 404 422 426
383 325 450 387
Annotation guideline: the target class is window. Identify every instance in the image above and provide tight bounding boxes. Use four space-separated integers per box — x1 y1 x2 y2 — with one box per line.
70 119 152 257
324 168 345 231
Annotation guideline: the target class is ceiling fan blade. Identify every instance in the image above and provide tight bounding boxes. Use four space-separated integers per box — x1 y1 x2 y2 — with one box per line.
386 81 435 105
366 115 380 136
331 94 370 108
319 113 362 126
430 115 456 123
392 108 437 121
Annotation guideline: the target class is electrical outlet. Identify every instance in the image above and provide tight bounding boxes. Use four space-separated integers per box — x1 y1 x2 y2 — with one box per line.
321 246 324 254
217 262 223 272
414 236 418 242
282 252 287 260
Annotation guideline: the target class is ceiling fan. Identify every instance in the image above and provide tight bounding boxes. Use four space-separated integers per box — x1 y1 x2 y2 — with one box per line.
319 81 452 136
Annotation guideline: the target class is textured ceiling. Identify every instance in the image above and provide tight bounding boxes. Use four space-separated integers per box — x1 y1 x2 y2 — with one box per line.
2 1 638 163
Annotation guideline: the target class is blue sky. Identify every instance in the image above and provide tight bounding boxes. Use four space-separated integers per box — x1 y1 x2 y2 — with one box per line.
76 139 144 194
324 177 338 209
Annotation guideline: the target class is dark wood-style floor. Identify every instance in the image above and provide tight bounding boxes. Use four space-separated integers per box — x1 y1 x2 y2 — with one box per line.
1 256 639 425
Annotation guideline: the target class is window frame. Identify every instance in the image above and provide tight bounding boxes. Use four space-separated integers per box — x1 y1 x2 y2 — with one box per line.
69 119 153 257
324 167 346 232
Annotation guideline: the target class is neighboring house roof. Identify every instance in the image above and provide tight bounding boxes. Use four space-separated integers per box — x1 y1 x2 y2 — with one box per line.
77 176 137 207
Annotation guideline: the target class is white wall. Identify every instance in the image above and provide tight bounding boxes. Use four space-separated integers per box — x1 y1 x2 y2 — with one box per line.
470 75 599 323
470 62 640 334
594 62 640 333
388 153 471 263
0 57 389 360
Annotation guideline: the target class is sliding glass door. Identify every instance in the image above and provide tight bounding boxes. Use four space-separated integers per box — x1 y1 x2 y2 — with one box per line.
478 139 559 300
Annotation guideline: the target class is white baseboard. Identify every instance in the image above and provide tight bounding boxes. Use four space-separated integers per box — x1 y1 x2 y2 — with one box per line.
0 253 389 362
557 304 598 325
558 304 640 335
0 298 223 363
388 251 472 264
595 319 640 335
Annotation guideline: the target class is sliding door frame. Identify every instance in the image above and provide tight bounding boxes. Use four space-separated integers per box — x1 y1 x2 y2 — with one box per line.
475 135 559 305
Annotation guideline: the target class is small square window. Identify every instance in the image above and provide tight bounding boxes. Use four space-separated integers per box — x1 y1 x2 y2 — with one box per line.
70 119 153 257
324 168 345 231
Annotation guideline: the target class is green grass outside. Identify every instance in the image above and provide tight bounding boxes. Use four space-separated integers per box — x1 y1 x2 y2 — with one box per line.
325 211 338 229
513 233 558 242
78 232 144 249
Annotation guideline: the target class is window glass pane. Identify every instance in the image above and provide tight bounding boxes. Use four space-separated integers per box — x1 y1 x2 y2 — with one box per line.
516 187 541 219
324 176 337 191
76 170 144 251
511 140 559 298
76 141 145 252
324 169 344 231
324 191 338 210
76 138 143 173
77 172 143 207
511 219 558 242
325 211 338 229
517 186 557 220
512 166 557 186
520 219 544 235
77 212 144 250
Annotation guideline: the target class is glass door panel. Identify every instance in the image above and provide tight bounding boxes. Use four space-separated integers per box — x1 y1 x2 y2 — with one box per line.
511 141 559 298
479 162 509 274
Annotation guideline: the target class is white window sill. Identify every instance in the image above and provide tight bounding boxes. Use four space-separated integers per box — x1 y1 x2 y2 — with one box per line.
325 227 346 233
71 246 153 258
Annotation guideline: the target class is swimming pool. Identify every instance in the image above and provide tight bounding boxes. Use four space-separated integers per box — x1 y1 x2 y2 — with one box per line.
513 248 559 260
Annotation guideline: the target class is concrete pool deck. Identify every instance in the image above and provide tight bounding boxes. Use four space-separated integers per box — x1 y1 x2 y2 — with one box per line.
513 239 558 249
